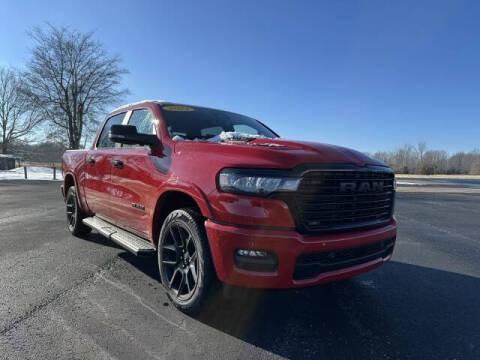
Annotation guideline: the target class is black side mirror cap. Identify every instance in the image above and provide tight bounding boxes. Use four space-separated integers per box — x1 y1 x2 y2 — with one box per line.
109 125 159 149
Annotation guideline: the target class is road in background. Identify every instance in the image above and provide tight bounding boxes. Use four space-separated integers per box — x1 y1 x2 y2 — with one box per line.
0 180 479 359
397 176 480 189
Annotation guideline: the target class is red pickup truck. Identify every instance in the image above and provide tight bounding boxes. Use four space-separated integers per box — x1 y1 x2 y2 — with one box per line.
62 100 397 314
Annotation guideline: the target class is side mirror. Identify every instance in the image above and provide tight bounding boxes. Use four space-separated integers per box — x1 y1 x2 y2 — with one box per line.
109 125 159 149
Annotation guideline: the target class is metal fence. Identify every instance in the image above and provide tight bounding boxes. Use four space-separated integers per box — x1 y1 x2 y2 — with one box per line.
16 161 62 180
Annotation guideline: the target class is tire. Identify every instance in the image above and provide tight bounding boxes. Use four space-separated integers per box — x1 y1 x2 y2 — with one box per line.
157 208 216 315
65 186 91 237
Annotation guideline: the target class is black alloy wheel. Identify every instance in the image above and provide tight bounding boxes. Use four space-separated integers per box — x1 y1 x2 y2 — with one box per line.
158 208 216 314
161 222 199 299
66 189 77 230
65 187 91 236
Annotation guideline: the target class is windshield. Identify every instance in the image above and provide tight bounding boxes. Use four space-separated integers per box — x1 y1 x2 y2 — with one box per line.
160 104 278 140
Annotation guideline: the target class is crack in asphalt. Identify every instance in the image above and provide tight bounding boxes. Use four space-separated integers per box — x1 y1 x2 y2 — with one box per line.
98 274 196 338
0 252 199 358
0 208 58 224
0 256 121 337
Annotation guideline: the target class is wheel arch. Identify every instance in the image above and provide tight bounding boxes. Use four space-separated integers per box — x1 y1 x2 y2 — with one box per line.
64 173 76 194
151 189 210 246
63 172 90 214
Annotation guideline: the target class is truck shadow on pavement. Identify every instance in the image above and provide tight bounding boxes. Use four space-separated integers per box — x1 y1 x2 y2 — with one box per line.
82 232 124 250
119 253 480 360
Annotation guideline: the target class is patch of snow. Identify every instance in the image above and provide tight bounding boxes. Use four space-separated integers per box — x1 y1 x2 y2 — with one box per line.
172 135 185 141
207 131 266 142
396 181 421 186
0 166 63 181
0 154 18 158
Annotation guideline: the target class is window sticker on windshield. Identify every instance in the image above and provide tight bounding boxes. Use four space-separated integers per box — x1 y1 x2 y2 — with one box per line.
163 105 194 112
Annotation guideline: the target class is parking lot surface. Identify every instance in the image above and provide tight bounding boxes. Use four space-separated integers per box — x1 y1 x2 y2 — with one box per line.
0 180 479 359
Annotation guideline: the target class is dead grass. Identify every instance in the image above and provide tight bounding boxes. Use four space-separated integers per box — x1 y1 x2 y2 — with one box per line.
396 174 480 179
397 186 480 194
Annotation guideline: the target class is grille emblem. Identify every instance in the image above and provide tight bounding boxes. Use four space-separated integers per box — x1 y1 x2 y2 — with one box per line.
339 181 384 193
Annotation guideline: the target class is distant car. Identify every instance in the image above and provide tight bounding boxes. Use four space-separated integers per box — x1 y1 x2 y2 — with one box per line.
62 100 397 314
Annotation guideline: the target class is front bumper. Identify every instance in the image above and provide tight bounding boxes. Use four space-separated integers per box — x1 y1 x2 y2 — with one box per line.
205 218 397 288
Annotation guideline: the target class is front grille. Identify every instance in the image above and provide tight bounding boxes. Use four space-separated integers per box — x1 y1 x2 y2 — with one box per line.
289 169 395 233
293 237 395 280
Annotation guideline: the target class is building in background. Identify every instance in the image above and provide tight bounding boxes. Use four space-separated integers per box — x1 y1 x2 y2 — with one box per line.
0 154 18 170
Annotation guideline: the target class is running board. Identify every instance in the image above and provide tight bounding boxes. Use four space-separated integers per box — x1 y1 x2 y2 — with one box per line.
82 216 156 256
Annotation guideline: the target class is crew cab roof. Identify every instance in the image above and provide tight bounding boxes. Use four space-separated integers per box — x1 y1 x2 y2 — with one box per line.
109 99 170 113
108 99 227 117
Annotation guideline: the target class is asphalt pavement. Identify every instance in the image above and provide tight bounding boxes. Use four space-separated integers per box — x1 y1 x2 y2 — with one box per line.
0 180 479 359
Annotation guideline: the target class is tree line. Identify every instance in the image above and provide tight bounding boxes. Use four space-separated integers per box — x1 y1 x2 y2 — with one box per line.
8 141 67 164
370 142 480 175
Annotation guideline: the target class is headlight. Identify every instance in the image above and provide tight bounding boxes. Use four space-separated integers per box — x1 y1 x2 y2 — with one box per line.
218 168 300 196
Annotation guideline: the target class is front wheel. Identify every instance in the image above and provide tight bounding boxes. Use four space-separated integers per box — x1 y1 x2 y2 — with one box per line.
158 208 216 315
65 187 91 236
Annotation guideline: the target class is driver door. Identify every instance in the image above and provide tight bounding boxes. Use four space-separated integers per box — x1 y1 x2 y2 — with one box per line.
109 108 164 238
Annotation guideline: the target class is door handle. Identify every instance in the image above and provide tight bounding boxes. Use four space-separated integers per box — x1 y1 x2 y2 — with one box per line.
87 157 95 165
111 159 124 168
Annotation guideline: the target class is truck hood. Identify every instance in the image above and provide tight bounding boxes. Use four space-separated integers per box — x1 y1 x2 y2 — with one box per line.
249 138 385 167
174 137 387 169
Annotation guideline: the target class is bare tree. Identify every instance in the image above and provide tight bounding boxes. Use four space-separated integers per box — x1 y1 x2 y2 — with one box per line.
469 149 480 175
391 144 417 174
416 141 427 172
422 150 448 174
23 25 129 149
0 67 42 154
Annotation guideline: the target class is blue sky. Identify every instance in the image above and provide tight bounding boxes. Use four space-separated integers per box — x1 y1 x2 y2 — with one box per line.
1 0 479 153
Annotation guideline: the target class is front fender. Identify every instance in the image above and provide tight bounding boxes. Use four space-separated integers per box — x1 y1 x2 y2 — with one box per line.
159 179 213 219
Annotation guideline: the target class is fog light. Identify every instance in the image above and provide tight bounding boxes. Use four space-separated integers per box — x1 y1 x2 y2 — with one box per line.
234 249 278 272
237 249 268 257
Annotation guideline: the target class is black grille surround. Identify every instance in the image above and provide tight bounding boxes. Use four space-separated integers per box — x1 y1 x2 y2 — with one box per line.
273 165 395 234
294 237 395 280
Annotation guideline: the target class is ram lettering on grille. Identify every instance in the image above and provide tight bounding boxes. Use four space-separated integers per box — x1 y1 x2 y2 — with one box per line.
339 181 384 193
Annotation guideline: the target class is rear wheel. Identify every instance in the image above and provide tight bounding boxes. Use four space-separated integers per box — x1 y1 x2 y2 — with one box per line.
158 208 216 315
66 187 91 236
